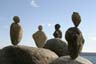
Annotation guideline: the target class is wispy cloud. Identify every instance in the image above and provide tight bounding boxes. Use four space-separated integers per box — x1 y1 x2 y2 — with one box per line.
30 0 40 7
48 24 51 27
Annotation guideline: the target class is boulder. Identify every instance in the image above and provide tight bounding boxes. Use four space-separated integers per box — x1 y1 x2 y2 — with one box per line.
49 56 93 64
0 45 58 64
44 38 68 56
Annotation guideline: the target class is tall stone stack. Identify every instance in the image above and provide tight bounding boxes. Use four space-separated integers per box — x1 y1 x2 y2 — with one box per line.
65 12 84 59
10 16 23 45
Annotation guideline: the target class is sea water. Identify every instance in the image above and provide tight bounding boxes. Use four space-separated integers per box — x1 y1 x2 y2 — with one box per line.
83 56 96 64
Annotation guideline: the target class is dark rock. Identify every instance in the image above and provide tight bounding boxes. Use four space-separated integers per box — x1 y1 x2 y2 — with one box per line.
72 12 81 27
49 56 93 64
44 38 68 56
53 24 62 38
13 16 20 23
0 45 58 64
65 27 84 59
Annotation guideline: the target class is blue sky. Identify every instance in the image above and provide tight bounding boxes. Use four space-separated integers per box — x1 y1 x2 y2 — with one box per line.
0 0 96 52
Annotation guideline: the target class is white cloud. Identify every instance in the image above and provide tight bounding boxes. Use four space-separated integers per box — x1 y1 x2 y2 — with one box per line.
30 0 40 7
48 24 51 27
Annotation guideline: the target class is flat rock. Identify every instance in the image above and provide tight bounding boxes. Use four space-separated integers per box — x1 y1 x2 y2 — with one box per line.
44 38 68 56
0 45 58 64
49 56 93 64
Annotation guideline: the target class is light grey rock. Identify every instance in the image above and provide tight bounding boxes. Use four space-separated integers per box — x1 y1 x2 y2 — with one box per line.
50 56 93 64
44 38 68 56
0 45 58 64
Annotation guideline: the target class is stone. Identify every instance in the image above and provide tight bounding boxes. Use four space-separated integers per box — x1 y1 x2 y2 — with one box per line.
13 16 20 23
33 25 47 48
72 12 81 27
49 56 93 64
53 24 62 38
65 27 84 59
0 45 58 64
44 38 68 56
10 16 23 45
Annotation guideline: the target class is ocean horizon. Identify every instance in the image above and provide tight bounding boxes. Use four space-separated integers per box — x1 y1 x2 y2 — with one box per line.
80 52 96 64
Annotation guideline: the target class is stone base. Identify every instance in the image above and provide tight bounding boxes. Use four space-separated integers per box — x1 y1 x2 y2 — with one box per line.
50 56 93 64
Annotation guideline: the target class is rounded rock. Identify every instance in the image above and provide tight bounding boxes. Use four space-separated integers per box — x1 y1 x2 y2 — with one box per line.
49 56 93 64
65 27 84 59
0 45 58 64
44 38 68 56
72 12 81 27
13 16 20 23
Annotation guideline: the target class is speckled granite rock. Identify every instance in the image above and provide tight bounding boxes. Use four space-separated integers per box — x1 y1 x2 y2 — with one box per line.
49 56 93 64
44 38 68 56
0 45 58 64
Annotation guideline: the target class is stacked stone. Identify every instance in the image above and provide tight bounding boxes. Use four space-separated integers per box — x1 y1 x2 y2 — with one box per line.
32 25 47 48
44 24 68 57
65 12 84 59
0 13 93 64
10 16 23 45
53 24 62 38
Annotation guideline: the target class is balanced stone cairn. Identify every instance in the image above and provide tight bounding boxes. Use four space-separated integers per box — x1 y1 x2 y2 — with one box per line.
33 25 47 48
10 16 23 45
53 24 62 38
65 12 84 59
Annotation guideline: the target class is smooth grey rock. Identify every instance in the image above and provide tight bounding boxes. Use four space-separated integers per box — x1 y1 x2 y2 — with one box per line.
0 45 58 64
50 56 93 64
44 38 68 56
